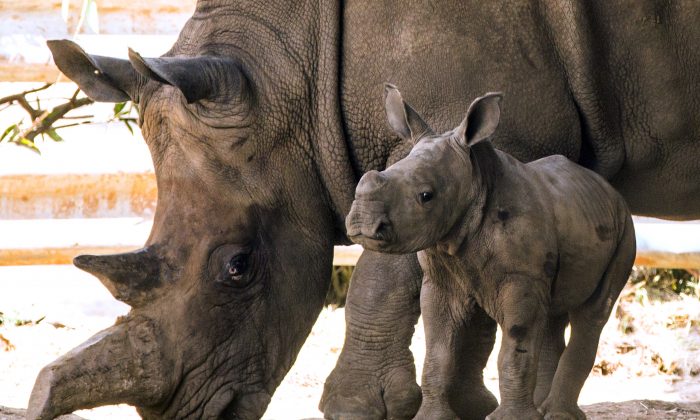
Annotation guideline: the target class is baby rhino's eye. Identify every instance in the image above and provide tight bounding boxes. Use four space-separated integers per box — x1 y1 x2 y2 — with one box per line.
419 191 433 203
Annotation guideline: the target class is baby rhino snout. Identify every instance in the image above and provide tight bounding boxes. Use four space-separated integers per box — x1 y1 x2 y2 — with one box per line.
345 200 393 243
346 170 395 248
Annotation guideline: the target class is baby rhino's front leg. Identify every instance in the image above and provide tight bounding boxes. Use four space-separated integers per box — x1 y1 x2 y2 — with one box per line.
487 278 548 420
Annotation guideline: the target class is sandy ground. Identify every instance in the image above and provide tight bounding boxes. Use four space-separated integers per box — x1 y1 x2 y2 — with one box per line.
1 265 700 419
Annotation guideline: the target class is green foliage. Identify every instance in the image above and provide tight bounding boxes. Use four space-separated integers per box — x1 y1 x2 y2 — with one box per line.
0 311 42 327
113 101 137 134
0 83 136 152
0 0 139 152
629 267 700 301
325 266 354 308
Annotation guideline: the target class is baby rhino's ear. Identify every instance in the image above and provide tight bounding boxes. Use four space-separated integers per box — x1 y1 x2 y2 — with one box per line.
384 84 433 143
456 92 503 148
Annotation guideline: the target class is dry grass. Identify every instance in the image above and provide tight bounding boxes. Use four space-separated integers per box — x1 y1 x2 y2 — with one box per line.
591 270 700 402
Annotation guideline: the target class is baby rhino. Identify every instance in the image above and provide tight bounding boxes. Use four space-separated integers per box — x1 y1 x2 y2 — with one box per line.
346 85 636 420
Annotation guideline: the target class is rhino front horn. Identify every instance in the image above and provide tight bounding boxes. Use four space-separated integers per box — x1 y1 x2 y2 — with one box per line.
74 247 161 307
27 319 173 420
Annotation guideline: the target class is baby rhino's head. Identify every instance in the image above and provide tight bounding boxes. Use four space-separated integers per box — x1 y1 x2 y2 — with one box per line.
346 85 502 254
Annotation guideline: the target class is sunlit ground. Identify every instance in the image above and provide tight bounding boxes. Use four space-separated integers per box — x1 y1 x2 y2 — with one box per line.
1 265 699 419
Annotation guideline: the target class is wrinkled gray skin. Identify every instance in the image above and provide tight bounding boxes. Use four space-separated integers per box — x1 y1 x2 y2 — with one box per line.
34 1 699 419
347 87 636 420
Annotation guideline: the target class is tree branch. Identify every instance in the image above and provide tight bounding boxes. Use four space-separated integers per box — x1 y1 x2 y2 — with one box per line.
0 83 52 106
21 96 94 141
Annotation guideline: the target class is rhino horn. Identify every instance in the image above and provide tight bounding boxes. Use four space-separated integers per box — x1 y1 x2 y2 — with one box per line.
128 48 250 104
73 247 161 307
27 319 172 420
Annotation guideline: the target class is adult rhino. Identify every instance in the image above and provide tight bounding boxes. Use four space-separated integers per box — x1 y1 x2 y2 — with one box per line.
32 1 699 419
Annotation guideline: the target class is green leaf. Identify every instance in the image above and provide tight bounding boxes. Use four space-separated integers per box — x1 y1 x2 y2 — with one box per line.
123 119 134 135
0 124 18 143
17 138 41 154
46 128 64 142
113 102 126 116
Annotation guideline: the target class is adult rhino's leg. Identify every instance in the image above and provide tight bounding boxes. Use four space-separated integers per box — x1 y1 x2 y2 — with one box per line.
320 250 422 419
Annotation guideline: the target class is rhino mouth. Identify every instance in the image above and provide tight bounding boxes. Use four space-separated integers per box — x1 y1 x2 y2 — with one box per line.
346 207 394 246
347 231 396 253
347 227 391 241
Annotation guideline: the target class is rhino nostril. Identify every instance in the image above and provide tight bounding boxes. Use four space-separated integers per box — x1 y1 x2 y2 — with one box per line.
373 221 390 240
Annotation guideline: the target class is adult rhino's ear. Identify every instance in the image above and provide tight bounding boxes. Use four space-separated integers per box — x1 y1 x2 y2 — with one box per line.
128 49 250 104
47 40 143 102
384 83 433 143
456 92 503 148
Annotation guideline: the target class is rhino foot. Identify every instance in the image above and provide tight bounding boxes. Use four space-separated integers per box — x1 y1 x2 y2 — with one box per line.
539 397 586 420
320 361 421 420
487 405 543 420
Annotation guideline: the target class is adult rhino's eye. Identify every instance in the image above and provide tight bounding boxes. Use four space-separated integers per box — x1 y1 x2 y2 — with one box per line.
225 254 249 284
419 191 433 203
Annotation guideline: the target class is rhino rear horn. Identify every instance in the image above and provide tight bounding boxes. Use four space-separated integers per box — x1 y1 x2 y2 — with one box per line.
74 247 161 307
47 39 144 102
128 49 250 104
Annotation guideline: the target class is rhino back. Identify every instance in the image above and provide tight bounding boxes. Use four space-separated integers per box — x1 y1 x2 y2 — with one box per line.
529 154 629 272
542 1 700 218
340 0 700 219
340 0 581 174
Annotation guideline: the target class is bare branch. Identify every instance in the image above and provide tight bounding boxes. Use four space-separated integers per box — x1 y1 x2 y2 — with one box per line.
15 96 43 120
0 83 52 106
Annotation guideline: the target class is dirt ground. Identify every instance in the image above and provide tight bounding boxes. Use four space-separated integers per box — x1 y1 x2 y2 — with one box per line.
1 265 699 419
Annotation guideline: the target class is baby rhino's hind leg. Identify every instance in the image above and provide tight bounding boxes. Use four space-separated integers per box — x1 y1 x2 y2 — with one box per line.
540 218 635 419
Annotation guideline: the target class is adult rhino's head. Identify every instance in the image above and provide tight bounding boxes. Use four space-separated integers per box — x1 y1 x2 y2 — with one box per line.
346 85 503 254
29 37 339 419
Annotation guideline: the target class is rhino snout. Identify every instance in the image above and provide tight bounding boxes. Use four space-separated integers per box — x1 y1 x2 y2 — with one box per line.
362 216 391 241
346 201 393 243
